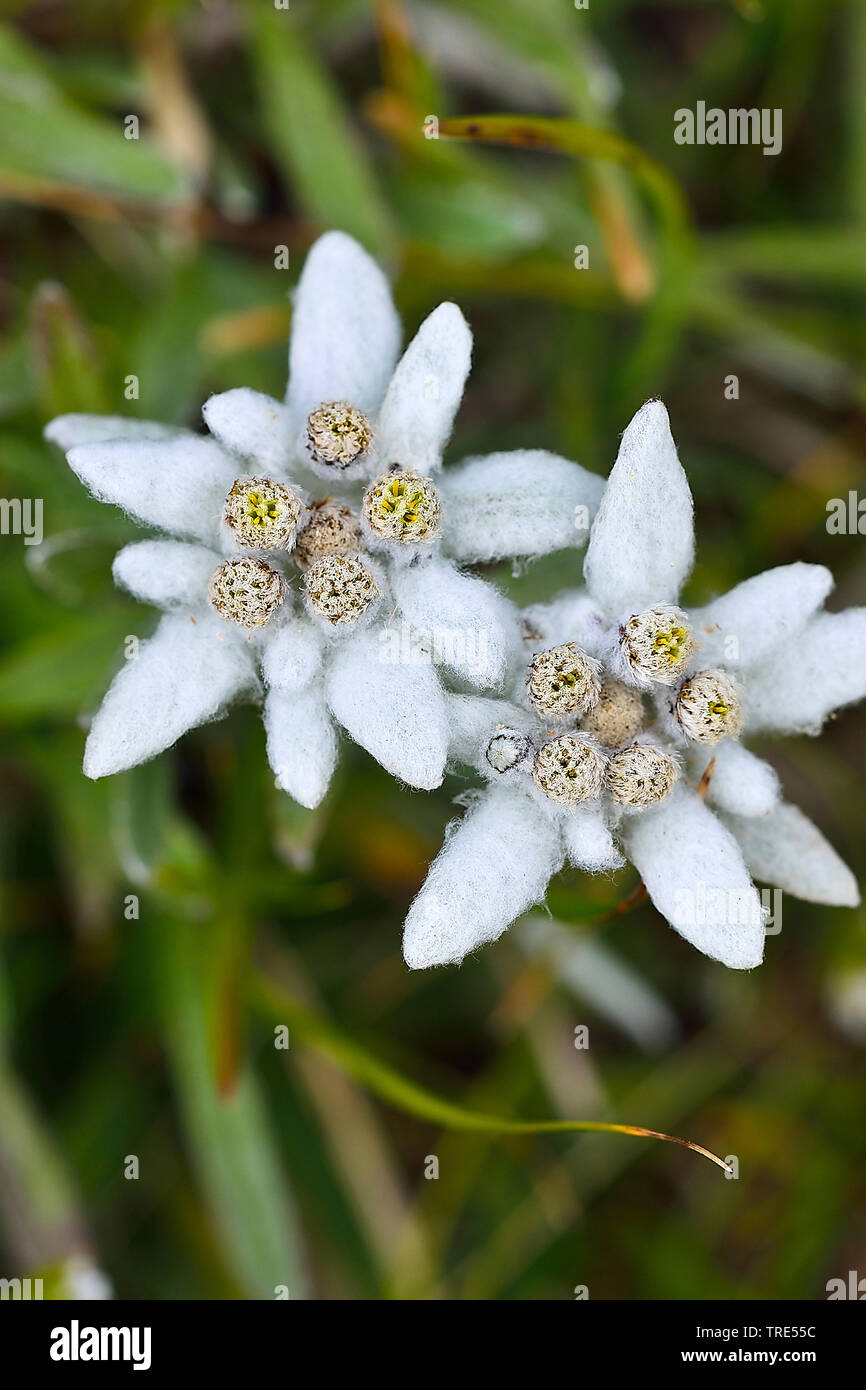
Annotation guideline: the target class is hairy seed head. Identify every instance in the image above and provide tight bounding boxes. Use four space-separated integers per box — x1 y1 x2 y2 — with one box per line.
607 742 679 810
208 556 284 629
306 401 372 469
533 733 606 807
580 679 645 748
675 668 744 745
620 604 695 685
293 498 363 571
485 727 533 775
304 554 381 627
363 469 442 544
223 476 302 551
527 642 601 719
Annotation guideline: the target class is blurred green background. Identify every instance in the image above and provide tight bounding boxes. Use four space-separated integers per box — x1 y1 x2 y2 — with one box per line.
1 0 865 1301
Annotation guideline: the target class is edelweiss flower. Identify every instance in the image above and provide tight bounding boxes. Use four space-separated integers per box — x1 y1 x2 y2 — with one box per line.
44 233 603 806
403 401 866 971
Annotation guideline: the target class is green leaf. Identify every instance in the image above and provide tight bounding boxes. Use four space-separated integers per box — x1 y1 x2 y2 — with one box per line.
0 611 133 724
0 24 188 205
247 7 393 255
155 918 306 1298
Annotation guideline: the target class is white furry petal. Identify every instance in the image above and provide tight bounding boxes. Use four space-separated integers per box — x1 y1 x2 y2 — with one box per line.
260 615 323 693
688 742 781 819
562 806 623 872
444 693 533 770
202 389 293 475
324 627 448 788
622 787 765 969
402 786 565 969
45 415 189 448
745 608 866 735
65 437 238 545
584 400 694 618
723 802 859 907
112 540 219 610
375 303 471 474
390 558 520 688
440 450 605 564
265 684 338 810
690 563 833 668
83 613 259 779
286 231 401 432
522 589 607 656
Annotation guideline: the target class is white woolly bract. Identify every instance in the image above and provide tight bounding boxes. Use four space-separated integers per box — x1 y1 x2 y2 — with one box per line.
443 693 535 772
45 415 188 448
112 540 218 610
324 626 448 789
375 303 471 476
690 742 780 819
689 562 833 669
622 787 765 969
745 608 866 735
265 683 338 810
66 436 238 546
402 786 565 968
560 806 623 872
521 589 608 659
260 615 324 693
286 231 401 435
723 803 860 907
83 612 259 779
202 389 293 475
440 450 605 564
584 400 694 618
391 558 520 688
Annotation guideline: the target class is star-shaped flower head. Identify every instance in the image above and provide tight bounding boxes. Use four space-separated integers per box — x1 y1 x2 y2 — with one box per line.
403 400 866 972
44 234 604 807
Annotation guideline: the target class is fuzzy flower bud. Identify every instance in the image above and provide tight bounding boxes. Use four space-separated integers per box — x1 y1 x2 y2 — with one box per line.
607 742 679 810
306 401 372 469
580 679 645 748
675 668 744 745
293 498 363 571
533 733 606 807
304 554 381 627
527 642 601 720
620 604 695 685
209 556 284 629
485 727 533 775
223 476 302 552
363 469 442 545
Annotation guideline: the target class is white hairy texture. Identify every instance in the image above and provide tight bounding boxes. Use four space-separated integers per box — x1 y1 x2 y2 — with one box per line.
65 436 238 546
444 693 534 770
202 389 294 475
325 627 449 789
286 231 401 433
376 303 471 476
439 450 605 564
522 589 608 658
584 400 694 618
260 614 324 693
265 684 338 810
622 787 765 969
390 558 520 688
112 540 218 610
402 786 565 968
560 806 623 872
724 802 860 907
689 562 833 669
45 414 189 448
745 608 866 735
83 612 259 779
690 742 780 818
